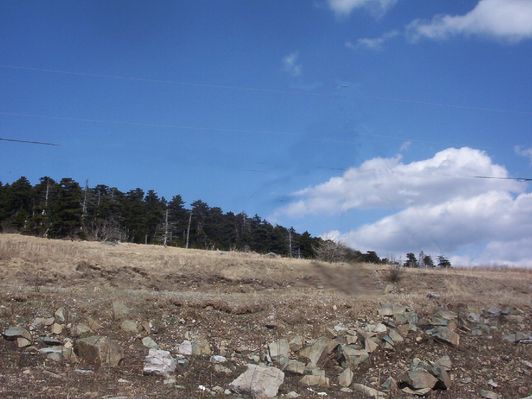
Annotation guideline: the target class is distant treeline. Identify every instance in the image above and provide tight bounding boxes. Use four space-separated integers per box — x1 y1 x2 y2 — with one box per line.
0 176 384 262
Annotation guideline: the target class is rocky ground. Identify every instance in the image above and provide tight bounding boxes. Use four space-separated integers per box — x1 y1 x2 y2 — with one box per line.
0 234 531 398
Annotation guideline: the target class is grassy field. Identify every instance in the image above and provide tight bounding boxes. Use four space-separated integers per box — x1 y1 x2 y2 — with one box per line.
0 233 530 398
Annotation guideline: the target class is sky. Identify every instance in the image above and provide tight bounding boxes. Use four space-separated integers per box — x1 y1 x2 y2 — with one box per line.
0 0 531 266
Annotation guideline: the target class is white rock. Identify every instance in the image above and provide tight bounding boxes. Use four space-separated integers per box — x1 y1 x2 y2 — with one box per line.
229 364 284 398
143 349 177 376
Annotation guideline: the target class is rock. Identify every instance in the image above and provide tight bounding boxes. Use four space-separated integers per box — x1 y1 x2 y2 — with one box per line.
55 307 66 323
285 360 305 375
388 329 403 343
352 383 386 398
143 349 177 376
51 323 64 335
299 375 330 387
32 317 55 328
112 301 130 320
289 336 303 352
210 355 227 363
120 320 139 333
142 336 159 349
406 369 438 390
71 323 92 337
374 323 387 333
74 336 123 367
401 386 432 396
214 364 232 375
191 338 212 356
86 317 102 331
300 337 333 366
379 303 394 317
429 326 460 347
346 334 358 345
177 340 193 355
431 364 451 389
3 326 32 341
435 355 452 371
381 376 396 392
39 336 63 345
286 392 300 398
338 367 353 387
364 337 379 353
268 339 289 361
229 364 284 398
479 389 500 399
17 337 32 348
338 345 369 369
384 283 394 294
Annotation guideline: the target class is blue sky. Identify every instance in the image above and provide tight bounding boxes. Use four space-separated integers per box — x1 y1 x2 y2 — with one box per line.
1 0 531 265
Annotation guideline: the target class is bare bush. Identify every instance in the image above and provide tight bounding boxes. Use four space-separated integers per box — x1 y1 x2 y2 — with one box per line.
385 265 402 283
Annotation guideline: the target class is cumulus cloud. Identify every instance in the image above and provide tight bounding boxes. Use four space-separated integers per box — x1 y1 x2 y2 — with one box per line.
282 52 302 77
346 30 399 50
515 145 532 165
276 147 532 266
280 147 523 217
407 0 532 43
327 0 397 17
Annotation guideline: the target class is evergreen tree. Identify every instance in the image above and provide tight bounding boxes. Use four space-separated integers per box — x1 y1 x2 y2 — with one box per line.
437 255 452 268
49 178 82 238
404 252 418 267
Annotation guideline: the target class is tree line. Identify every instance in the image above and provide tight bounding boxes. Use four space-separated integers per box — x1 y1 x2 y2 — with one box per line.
0 176 335 258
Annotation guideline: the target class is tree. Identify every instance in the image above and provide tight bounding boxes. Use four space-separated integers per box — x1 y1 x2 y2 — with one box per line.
404 252 418 268
437 256 452 268
49 178 82 238
423 255 435 268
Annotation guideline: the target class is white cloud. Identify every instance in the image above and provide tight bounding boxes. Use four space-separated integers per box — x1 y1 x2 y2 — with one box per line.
346 30 399 50
282 52 302 77
280 147 523 217
515 145 532 165
276 147 532 266
407 0 532 43
327 0 397 17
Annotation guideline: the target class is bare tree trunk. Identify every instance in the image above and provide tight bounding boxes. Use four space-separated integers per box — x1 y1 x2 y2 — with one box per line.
185 211 192 249
163 208 169 247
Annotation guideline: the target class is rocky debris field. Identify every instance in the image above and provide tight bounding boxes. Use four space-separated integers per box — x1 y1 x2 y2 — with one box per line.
0 235 531 398
1 293 531 398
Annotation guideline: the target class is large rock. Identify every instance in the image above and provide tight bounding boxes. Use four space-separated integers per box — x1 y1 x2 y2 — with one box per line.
300 337 334 366
300 374 330 387
338 367 353 387
352 383 387 398
3 326 32 341
229 364 284 398
268 339 289 362
285 360 305 375
429 326 460 347
191 338 212 356
143 349 177 376
338 345 369 369
74 336 123 367
177 339 193 355
120 320 139 333
407 369 438 390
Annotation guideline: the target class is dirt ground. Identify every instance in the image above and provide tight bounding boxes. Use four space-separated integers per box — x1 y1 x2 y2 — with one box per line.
0 234 530 398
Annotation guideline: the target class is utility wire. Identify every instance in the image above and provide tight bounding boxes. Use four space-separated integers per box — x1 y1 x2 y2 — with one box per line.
0 137 58 146
473 175 532 182
1 64 531 116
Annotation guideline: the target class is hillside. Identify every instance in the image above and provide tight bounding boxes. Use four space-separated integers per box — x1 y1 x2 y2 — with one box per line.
0 233 530 398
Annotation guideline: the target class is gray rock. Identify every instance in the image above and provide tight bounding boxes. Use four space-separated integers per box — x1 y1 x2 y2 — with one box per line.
214 364 232 375
435 355 452 371
381 376 396 392
299 374 329 387
268 339 289 361
120 320 139 333
210 355 227 363
74 336 124 367
338 367 353 387
388 328 403 343
177 339 192 355
17 337 32 347
299 337 333 366
55 307 66 323
285 360 305 375
288 336 303 352
3 326 32 341
406 369 438 390
39 336 63 345
71 323 92 337
229 364 284 398
51 323 64 335
352 383 386 398
428 326 460 347
143 349 177 376
338 345 369 369
479 389 500 399
286 392 300 398
142 336 159 349
191 338 212 356
364 337 379 353
112 301 130 320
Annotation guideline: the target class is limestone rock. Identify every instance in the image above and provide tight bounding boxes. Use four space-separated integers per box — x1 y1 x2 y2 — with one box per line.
338 367 353 387
71 323 92 337
268 339 289 361
288 336 303 352
3 326 32 341
191 338 212 356
285 360 305 375
352 383 386 398
338 345 369 369
17 337 32 347
300 337 333 366
429 326 460 347
229 364 284 398
406 369 438 390
480 389 500 399
299 374 329 387
177 339 192 355
143 349 177 376
74 336 123 367
210 355 227 363
142 336 159 349
55 307 66 323
51 323 64 335
120 320 139 333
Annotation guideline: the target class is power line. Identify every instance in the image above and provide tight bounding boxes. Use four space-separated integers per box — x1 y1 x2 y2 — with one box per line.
473 175 532 182
2 64 531 116
0 137 58 146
